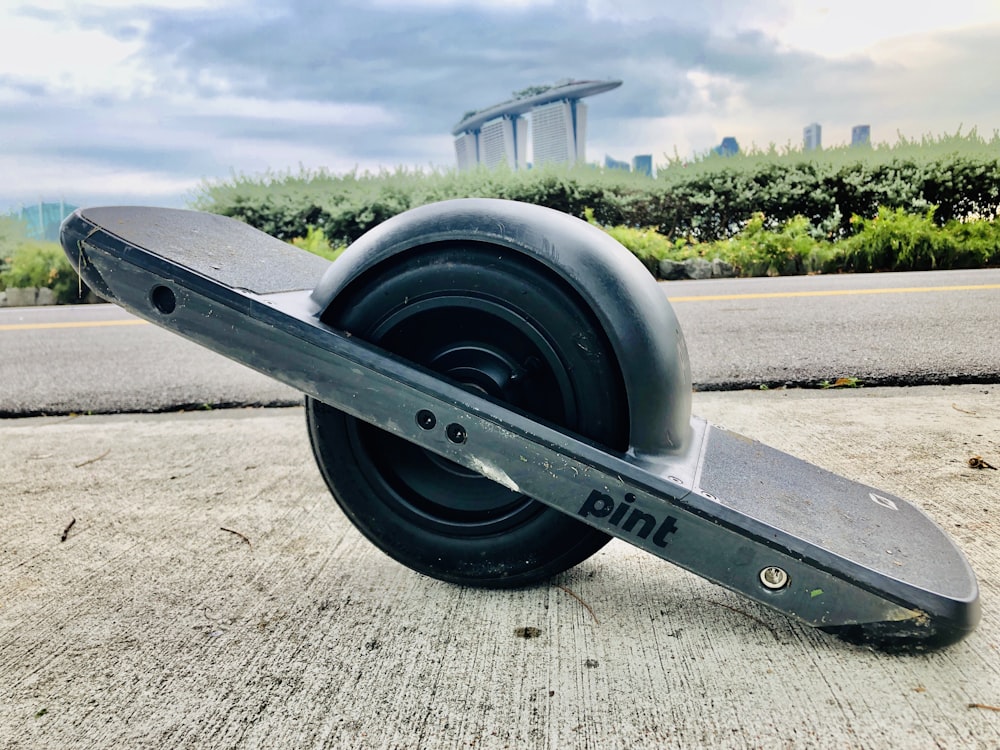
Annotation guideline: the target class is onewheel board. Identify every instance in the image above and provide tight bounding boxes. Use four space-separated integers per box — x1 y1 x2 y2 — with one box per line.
61 199 979 651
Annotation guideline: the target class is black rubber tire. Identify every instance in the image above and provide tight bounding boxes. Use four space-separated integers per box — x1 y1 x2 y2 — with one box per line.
305 242 628 587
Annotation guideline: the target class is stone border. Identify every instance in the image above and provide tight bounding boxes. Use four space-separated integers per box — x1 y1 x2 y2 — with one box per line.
0 287 104 307
659 257 737 280
0 287 53 307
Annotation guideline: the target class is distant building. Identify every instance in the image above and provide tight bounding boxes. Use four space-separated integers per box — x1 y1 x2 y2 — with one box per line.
532 100 588 166
712 137 740 157
12 201 78 242
851 124 871 147
604 154 630 171
452 79 621 170
454 132 479 171
477 116 528 170
632 154 653 177
804 122 822 151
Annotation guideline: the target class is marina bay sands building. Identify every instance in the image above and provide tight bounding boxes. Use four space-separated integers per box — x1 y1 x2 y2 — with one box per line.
452 79 622 170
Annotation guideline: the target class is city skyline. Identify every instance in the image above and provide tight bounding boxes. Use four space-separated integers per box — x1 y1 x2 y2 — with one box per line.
2 1 999 211
450 77 887 175
452 80 620 170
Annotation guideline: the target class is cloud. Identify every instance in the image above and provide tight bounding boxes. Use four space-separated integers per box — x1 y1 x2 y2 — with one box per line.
1 0 998 210
112 0 803 133
0 153 202 208
368 0 557 9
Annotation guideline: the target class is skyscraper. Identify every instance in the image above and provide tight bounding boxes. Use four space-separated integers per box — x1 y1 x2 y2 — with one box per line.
851 125 871 147
532 100 587 166
632 154 653 177
712 137 739 157
452 79 621 170
477 116 527 170
604 154 630 171
454 132 479 171
804 123 822 151
14 201 77 242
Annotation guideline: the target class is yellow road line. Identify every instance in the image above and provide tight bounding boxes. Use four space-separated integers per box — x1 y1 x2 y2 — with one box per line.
1 281 997 330
0 319 149 332
667 283 1000 303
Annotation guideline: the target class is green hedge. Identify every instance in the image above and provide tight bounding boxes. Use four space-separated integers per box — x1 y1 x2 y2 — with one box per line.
194 165 644 244
841 207 1000 272
196 129 1000 246
0 242 85 303
3 203 996 305
1 216 89 303
588 208 1000 278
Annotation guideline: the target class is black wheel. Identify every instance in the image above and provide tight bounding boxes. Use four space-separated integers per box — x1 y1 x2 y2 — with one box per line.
306 243 628 587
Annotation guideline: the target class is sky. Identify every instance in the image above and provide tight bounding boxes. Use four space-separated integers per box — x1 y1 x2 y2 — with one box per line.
2 0 1000 213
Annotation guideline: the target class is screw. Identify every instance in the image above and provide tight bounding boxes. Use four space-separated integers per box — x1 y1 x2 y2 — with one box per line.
759 566 789 590
446 423 467 444
416 410 436 430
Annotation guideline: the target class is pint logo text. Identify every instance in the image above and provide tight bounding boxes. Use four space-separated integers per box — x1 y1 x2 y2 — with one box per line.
578 490 679 547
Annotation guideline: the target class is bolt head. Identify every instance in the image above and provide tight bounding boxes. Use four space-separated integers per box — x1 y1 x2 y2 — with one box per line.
759 566 790 590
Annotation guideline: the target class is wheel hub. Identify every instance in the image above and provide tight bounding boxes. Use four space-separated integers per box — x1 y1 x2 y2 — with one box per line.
351 294 579 530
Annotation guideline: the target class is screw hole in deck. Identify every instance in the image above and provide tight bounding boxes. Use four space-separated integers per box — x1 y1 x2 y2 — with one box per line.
151 285 176 314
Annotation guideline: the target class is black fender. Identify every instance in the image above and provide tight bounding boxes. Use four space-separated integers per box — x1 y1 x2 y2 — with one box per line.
310 198 692 457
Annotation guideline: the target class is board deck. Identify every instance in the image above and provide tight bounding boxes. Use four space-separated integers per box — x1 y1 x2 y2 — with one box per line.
78 206 331 295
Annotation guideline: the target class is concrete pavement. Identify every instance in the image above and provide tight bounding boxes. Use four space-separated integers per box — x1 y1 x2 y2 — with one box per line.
1 385 998 748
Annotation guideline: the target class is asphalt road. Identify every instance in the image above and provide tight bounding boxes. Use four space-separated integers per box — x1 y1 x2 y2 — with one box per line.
1 268 998 416
672 267 1000 388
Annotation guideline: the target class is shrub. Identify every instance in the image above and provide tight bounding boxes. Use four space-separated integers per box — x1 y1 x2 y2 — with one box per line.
0 215 28 286
940 217 1000 267
700 213 841 276
582 208 693 274
843 207 943 271
586 211 844 277
289 226 346 261
0 215 28 252
839 207 1000 272
0 242 87 303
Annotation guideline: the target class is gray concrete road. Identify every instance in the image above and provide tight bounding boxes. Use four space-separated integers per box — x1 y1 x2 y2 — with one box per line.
1 386 998 748
671 267 1000 388
2 268 998 416
0 304 299 416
